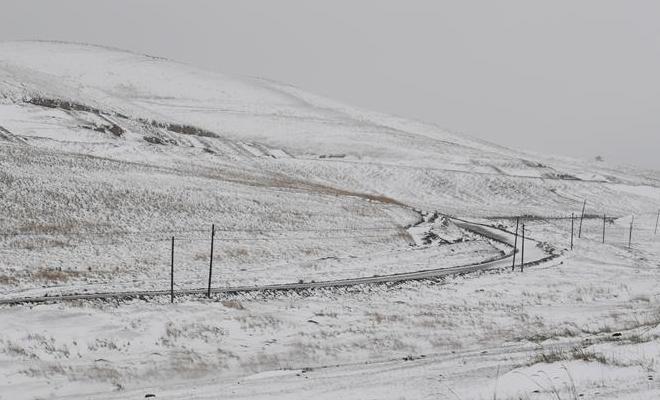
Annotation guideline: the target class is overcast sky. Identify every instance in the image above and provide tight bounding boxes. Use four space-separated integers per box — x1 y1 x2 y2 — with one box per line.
2 1 659 169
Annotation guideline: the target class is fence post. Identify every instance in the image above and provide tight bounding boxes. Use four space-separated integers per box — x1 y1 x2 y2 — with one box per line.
570 213 574 250
578 200 586 238
170 236 175 304
602 214 606 244
521 224 525 272
628 216 634 249
512 217 519 271
207 224 215 298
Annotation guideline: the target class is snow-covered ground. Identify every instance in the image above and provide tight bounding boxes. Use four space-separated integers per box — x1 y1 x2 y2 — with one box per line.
1 41 659 399
1 221 658 399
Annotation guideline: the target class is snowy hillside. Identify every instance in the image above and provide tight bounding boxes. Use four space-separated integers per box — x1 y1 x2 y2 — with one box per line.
1 41 660 399
1 40 657 294
1 41 659 217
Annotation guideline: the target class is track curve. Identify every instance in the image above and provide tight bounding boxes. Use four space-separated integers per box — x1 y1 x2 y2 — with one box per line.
0 218 559 306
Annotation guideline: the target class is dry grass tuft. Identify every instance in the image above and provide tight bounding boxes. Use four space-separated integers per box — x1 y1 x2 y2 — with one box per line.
0 275 18 285
529 346 608 366
222 300 245 310
33 268 81 283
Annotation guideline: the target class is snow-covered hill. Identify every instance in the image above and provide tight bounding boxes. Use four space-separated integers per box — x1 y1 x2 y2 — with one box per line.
2 40 659 216
2 41 660 400
1 40 659 292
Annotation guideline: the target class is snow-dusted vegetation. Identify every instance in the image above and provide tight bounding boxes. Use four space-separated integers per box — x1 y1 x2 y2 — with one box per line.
1 41 659 399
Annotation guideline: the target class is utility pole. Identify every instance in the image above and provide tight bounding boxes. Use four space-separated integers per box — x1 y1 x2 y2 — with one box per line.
655 210 659 236
521 224 525 272
629 216 634 249
602 214 606 244
512 217 519 271
207 224 215 298
578 200 586 238
570 213 574 250
170 236 175 304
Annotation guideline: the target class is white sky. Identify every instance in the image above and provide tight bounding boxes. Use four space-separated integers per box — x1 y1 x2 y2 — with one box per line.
2 0 659 169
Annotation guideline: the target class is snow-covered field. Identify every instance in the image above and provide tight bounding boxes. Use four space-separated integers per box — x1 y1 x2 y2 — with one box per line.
2 222 659 399
1 41 659 399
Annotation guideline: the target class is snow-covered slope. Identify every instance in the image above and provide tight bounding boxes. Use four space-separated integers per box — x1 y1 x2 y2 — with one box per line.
2 40 659 215
0 40 659 292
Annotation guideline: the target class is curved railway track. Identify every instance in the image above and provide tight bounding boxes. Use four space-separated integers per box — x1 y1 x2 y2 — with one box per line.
0 218 560 306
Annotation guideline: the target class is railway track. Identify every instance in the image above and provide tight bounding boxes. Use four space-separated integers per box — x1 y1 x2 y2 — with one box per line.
0 218 559 306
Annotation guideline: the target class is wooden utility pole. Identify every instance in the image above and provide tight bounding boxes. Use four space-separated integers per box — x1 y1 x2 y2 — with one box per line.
570 213 574 250
170 236 175 304
655 210 659 236
512 217 519 271
207 224 215 298
578 200 586 238
628 216 634 249
602 214 606 244
521 224 525 272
